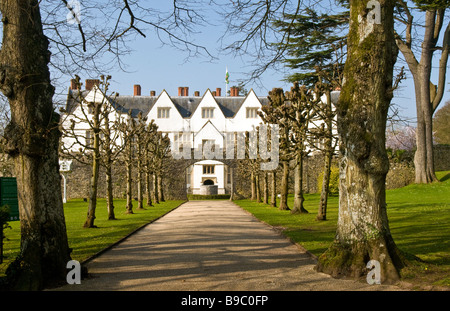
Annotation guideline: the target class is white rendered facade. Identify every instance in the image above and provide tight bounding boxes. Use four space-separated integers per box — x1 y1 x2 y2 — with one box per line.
62 82 338 195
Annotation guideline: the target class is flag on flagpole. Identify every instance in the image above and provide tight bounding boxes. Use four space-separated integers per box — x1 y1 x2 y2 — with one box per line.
225 67 229 84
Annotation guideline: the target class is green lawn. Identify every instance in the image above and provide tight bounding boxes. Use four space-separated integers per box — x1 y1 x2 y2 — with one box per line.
1 172 449 288
0 199 185 276
234 170 450 288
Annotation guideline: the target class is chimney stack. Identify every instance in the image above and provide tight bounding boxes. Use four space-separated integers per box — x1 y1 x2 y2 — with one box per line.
70 79 79 90
85 79 100 91
194 91 200 96
134 84 141 96
216 88 221 97
150 90 156 96
230 86 239 97
178 86 189 96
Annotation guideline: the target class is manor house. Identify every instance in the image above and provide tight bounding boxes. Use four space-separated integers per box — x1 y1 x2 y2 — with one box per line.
61 79 339 195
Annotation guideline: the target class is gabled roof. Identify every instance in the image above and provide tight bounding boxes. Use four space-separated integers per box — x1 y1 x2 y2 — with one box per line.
194 120 225 138
65 88 270 120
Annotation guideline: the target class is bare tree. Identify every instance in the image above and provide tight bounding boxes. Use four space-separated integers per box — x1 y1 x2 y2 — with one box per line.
394 1 449 183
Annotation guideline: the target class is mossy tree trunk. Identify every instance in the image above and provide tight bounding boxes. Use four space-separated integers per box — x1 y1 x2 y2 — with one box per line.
316 0 406 284
0 0 71 289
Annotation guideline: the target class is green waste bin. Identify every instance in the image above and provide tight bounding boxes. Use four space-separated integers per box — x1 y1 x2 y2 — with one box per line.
0 177 19 221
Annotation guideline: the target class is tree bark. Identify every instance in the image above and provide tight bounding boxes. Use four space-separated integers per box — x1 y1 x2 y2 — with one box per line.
158 172 165 202
263 171 269 204
0 0 71 289
153 173 159 204
256 172 262 203
250 171 256 200
316 0 405 284
137 143 144 210
278 161 289 210
229 167 235 201
125 158 133 214
271 171 277 207
106 166 116 220
317 148 332 221
85 111 100 227
146 169 153 206
291 154 308 214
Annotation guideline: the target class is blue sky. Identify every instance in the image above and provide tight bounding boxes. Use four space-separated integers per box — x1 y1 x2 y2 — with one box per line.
56 1 449 125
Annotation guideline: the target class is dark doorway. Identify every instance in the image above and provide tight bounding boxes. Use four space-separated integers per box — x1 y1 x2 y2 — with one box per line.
203 179 214 185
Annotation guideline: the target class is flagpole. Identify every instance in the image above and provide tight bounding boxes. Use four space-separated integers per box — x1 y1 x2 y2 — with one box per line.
225 67 229 97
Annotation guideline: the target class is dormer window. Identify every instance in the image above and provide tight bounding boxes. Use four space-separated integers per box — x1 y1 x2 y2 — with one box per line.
158 107 170 118
202 108 214 119
246 107 259 118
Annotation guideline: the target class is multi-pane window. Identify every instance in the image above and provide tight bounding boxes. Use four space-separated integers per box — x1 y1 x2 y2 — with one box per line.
85 130 93 148
157 107 170 118
203 165 215 174
246 107 259 118
174 132 191 151
202 108 214 119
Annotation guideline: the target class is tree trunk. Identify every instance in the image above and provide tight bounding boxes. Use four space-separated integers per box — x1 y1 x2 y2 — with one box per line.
146 170 153 206
413 77 438 184
158 172 165 202
271 171 277 207
256 172 262 203
263 171 269 204
229 167 234 201
106 165 116 220
278 161 289 210
153 173 159 204
317 148 332 221
291 154 308 214
125 159 133 214
316 0 406 284
85 120 100 227
250 171 256 200
0 0 71 290
137 145 144 210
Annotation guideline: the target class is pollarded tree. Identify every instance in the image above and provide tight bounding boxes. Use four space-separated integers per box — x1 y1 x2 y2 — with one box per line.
284 82 317 214
316 0 407 283
260 88 293 210
61 75 126 225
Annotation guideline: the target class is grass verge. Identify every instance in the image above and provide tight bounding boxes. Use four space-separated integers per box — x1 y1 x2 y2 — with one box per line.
234 171 450 289
0 199 185 277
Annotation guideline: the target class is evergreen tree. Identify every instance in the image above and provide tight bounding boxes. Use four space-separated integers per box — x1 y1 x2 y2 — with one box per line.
272 7 348 87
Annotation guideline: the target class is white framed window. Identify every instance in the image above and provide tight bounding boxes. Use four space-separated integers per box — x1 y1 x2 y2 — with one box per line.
246 107 259 118
202 107 214 119
203 165 215 174
158 107 170 118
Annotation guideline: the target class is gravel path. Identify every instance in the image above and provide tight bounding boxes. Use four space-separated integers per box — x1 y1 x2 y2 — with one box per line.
53 200 402 291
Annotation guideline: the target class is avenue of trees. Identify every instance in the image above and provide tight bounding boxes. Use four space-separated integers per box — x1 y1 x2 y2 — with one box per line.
60 76 171 228
0 0 448 289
